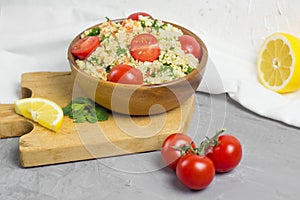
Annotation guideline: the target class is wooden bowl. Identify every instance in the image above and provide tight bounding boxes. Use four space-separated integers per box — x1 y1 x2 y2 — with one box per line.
67 19 208 115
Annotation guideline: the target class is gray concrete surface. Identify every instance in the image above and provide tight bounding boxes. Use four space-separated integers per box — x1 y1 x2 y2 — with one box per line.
1 92 299 200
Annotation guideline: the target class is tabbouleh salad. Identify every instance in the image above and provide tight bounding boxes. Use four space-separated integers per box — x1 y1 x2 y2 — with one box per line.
74 15 200 84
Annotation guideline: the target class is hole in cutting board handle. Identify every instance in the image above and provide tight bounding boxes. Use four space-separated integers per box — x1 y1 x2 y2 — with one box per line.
22 87 32 98
0 86 34 139
0 120 34 138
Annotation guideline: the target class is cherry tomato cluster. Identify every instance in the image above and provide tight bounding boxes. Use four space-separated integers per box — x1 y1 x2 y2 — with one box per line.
71 12 203 85
161 129 242 190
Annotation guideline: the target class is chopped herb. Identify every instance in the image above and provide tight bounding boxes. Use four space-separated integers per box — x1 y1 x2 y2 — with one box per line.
105 65 112 73
152 19 161 31
105 16 110 22
169 46 175 51
116 46 127 56
101 35 109 42
63 97 109 123
146 67 151 73
161 23 168 29
88 27 100 36
152 20 167 31
140 20 146 28
185 66 195 74
150 72 156 77
91 57 99 65
160 64 174 73
152 19 158 29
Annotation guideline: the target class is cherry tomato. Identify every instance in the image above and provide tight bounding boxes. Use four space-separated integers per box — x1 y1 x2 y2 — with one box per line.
176 154 215 190
161 133 195 170
127 12 153 20
107 64 143 84
71 36 100 60
130 33 161 62
178 35 202 59
206 134 242 173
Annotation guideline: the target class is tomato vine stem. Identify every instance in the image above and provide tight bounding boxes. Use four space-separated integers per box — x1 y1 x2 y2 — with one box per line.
172 129 227 156
197 128 226 155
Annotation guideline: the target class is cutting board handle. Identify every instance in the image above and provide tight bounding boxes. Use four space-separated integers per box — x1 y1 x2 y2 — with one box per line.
22 86 32 98
0 104 33 138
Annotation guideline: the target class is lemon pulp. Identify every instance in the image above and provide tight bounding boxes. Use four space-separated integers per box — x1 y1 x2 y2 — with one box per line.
14 97 63 132
257 32 300 93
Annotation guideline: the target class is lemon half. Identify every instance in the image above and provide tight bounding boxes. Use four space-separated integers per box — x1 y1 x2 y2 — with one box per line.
14 98 63 132
257 32 300 93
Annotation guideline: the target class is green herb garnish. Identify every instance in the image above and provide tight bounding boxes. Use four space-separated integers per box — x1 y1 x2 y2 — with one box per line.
146 67 151 73
88 27 100 36
91 57 99 65
116 46 127 56
152 19 160 31
161 23 168 29
150 72 156 77
179 64 184 70
152 20 167 31
185 66 195 74
140 20 146 28
101 35 109 42
63 97 109 123
159 63 174 73
105 65 112 73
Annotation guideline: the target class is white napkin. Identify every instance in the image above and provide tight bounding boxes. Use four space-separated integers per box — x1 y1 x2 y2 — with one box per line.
198 38 300 128
197 4 300 128
1 0 300 128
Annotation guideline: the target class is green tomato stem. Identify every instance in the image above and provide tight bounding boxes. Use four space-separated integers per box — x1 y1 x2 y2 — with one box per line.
197 128 226 156
171 129 227 157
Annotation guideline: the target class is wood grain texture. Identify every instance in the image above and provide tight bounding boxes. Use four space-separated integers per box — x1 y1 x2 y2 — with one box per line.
0 104 33 138
0 72 194 167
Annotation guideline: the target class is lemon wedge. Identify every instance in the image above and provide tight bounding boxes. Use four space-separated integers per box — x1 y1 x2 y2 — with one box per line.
257 32 300 93
14 98 63 131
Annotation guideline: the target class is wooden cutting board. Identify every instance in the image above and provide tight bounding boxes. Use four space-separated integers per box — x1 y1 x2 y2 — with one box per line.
0 72 194 167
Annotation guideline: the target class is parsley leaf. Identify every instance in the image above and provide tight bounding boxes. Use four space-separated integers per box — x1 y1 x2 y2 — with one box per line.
169 46 175 51
101 35 109 42
152 20 167 31
63 97 109 123
185 66 195 74
95 104 109 121
105 65 112 73
88 27 100 36
116 46 127 56
140 20 146 28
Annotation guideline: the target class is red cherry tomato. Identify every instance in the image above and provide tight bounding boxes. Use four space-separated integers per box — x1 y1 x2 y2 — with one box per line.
127 12 153 20
107 64 143 84
130 33 161 62
71 36 100 60
176 154 215 190
178 35 202 59
206 134 242 173
161 133 195 170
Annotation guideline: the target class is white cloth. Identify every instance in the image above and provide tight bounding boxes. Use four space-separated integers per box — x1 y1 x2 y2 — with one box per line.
1 0 300 127
197 0 300 128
